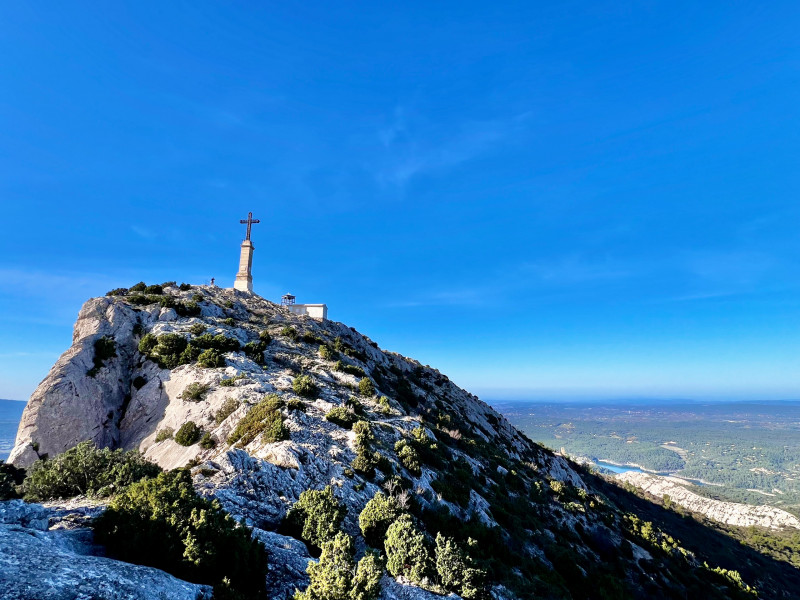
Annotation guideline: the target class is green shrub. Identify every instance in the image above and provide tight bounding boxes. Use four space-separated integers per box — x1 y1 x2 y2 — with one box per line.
227 394 288 446
358 378 375 397
319 345 334 360
23 441 161 500
222 317 236 326
352 421 374 448
180 382 211 402
295 532 383 600
281 326 299 341
87 336 117 377
293 375 319 398
155 428 174 442
287 397 306 412
140 332 189 369
138 332 158 354
334 361 366 378
94 469 268 597
176 301 201 317
215 398 240 424
359 492 403 548
326 407 359 430
144 284 163 295
106 287 128 296
243 340 268 364
0 461 25 500
175 421 202 446
376 396 392 415
129 281 147 292
435 534 485 599
344 397 365 415
198 348 225 368
395 440 421 475
194 333 241 353
259 330 272 343
385 514 431 584
200 433 217 449
285 486 346 549
179 282 192 291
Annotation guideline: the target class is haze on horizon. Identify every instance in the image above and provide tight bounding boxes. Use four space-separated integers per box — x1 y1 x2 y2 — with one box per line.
1 2 799 403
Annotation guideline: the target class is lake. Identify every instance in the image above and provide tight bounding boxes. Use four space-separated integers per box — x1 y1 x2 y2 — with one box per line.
593 460 648 474
0 399 25 461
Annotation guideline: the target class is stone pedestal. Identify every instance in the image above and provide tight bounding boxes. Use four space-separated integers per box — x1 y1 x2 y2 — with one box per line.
234 240 254 293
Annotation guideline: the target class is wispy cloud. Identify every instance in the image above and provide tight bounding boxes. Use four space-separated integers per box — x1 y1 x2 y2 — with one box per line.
374 109 532 187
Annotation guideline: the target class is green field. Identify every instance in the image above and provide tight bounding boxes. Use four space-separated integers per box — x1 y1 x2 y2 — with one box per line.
496 400 800 516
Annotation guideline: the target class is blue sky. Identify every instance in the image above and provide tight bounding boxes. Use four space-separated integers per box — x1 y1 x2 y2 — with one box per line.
1 2 799 402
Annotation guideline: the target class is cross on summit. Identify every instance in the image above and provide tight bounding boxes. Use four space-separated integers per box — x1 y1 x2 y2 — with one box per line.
233 211 259 293
240 211 260 241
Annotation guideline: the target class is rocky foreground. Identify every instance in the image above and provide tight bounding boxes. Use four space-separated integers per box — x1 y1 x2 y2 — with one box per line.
2 284 788 599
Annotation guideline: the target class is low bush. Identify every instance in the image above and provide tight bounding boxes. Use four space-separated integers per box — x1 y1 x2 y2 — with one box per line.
215 398 240 424
175 301 201 318
395 440 421 475
87 336 117 377
139 332 190 369
358 378 375 397
334 361 366 378
285 486 346 549
222 317 236 326
219 373 246 387
326 407 359 430
259 330 272 343
385 514 431 584
227 394 288 446
293 374 319 398
106 287 128 296
281 326 298 341
144 284 163 295
129 281 147 293
194 333 241 353
296 532 383 600
175 421 202 446
287 397 306 412
179 282 192 291
180 382 211 402
359 492 403 548
23 441 161 500
198 348 225 368
244 340 268 365
435 534 485 599
0 461 25 500
155 428 174 442
94 469 268 598
319 345 335 360
200 432 216 449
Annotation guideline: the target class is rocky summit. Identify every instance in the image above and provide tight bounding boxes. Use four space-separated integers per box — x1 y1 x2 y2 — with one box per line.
3 284 797 599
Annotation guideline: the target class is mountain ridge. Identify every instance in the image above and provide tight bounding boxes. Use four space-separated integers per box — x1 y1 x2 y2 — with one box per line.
4 283 795 599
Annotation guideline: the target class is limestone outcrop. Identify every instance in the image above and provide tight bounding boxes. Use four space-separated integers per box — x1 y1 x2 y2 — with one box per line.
6 284 786 599
617 471 800 530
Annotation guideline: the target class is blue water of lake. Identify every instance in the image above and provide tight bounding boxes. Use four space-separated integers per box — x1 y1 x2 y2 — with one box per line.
0 400 25 461
593 460 647 474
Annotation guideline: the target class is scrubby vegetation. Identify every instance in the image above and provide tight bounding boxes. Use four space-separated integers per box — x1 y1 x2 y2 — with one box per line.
293 374 318 398
155 427 174 442
325 406 359 430
359 492 402 547
0 461 25 500
180 382 210 401
295 532 382 600
215 398 240 424
197 348 225 368
94 469 268 598
358 377 375 397
23 441 160 500
174 421 201 446
385 514 431 584
227 394 288 446
87 336 116 377
285 486 346 550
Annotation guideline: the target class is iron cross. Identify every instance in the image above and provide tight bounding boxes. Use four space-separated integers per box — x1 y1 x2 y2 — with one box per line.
240 211 260 241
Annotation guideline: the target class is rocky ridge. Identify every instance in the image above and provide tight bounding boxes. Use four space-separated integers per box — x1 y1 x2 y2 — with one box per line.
3 284 782 599
616 472 800 530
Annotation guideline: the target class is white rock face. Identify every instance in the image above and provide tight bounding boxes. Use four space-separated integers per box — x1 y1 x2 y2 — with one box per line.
617 471 800 530
0 499 212 600
7 285 592 599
